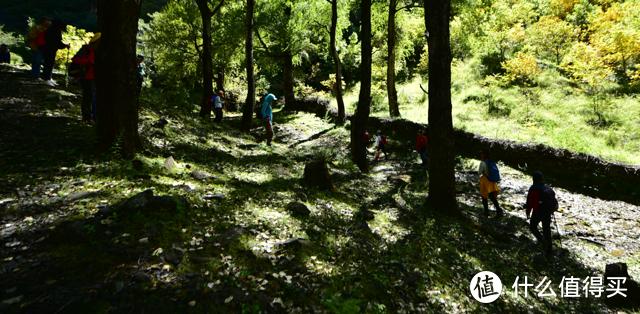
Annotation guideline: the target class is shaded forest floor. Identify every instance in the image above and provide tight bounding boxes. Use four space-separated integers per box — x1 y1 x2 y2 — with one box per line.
1 66 639 313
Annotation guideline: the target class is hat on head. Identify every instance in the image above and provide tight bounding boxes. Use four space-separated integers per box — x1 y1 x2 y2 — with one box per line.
532 171 543 182
90 32 101 43
137 54 144 59
480 150 491 159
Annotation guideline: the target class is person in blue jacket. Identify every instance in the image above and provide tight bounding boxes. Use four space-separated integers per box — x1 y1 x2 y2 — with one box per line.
0 44 10 64
258 94 277 145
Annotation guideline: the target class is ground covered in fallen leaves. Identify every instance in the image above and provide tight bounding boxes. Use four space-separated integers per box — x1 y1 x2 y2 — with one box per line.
1 66 639 313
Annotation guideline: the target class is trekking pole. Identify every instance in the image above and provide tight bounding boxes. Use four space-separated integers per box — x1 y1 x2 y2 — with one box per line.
552 213 563 249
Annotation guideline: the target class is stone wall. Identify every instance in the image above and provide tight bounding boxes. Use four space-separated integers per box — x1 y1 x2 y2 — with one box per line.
299 97 640 203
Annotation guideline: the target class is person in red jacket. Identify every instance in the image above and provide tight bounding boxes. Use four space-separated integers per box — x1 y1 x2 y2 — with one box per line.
526 171 553 256
416 130 428 166
72 33 101 125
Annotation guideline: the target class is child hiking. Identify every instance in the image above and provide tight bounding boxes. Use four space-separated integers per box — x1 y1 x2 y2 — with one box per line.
478 150 503 218
258 93 276 146
375 130 388 160
416 130 428 166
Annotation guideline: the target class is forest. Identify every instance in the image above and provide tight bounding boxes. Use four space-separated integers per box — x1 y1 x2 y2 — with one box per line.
1 0 640 312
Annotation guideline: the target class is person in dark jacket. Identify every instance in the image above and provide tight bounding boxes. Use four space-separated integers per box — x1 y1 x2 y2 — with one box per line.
28 17 51 78
71 33 100 125
0 44 10 64
526 171 553 256
40 19 70 86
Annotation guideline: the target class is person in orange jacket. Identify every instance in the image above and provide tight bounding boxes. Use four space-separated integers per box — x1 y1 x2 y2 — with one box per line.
416 130 428 166
71 33 101 125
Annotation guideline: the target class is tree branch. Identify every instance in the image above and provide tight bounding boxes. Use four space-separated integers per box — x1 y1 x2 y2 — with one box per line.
311 19 330 34
419 83 428 94
395 3 420 13
255 29 270 51
210 0 225 17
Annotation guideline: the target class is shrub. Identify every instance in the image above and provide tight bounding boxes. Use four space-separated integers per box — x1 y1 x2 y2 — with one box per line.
501 52 541 85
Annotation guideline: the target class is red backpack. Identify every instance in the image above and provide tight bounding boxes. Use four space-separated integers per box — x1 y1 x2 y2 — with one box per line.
381 135 387 145
206 94 215 107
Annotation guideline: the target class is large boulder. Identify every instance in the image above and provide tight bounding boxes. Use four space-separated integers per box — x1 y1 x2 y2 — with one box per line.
604 262 640 308
114 190 190 214
303 160 336 191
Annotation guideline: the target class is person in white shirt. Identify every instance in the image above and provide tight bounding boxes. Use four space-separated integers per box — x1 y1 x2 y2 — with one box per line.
213 90 225 123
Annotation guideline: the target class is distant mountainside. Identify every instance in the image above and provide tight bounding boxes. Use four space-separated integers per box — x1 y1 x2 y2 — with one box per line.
0 0 168 33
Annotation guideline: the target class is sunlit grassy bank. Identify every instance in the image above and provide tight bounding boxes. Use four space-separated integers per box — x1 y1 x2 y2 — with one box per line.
331 59 640 165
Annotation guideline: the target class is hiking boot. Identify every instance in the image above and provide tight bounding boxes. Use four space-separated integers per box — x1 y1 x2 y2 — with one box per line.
540 239 549 252
45 79 58 87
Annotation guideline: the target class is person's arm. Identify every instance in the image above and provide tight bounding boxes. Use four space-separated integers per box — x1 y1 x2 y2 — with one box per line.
72 48 92 65
261 102 268 120
416 136 420 150
28 25 38 40
478 161 485 176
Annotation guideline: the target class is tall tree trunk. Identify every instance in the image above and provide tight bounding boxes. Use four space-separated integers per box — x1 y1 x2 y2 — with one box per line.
329 0 345 123
95 0 142 156
282 53 297 111
215 66 225 92
196 0 224 118
387 0 400 117
241 0 255 131
424 0 460 217
196 0 214 118
351 0 371 173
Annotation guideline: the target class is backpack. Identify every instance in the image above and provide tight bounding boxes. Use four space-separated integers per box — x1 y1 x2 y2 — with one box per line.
68 46 90 78
485 160 500 182
538 187 558 214
381 135 387 145
206 94 215 107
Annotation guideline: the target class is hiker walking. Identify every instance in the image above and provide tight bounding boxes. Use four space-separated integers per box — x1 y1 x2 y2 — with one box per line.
136 54 147 95
71 33 101 125
416 130 428 166
374 130 388 159
258 93 276 145
526 171 556 257
0 44 10 64
212 90 225 123
478 150 503 218
40 19 70 86
27 17 51 78
364 129 371 154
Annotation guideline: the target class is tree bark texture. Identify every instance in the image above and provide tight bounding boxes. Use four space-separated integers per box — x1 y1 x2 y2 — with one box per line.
241 0 255 131
196 0 224 118
95 0 142 156
329 0 345 123
351 0 371 173
196 0 214 117
282 53 297 111
387 0 400 117
215 66 225 93
424 0 460 217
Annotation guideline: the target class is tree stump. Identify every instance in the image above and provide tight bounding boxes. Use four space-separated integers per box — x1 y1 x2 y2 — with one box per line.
304 160 336 191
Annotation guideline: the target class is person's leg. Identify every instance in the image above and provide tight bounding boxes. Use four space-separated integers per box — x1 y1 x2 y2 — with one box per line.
419 146 427 164
481 197 490 215
542 214 553 254
41 49 55 80
266 121 273 145
213 108 220 123
529 211 546 246
81 79 95 122
31 50 40 78
382 144 387 158
489 192 503 216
